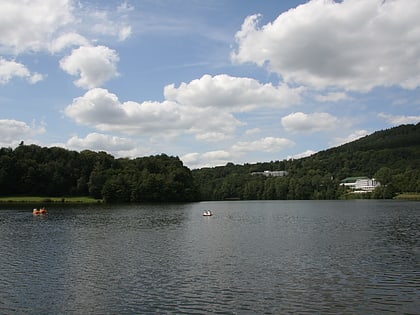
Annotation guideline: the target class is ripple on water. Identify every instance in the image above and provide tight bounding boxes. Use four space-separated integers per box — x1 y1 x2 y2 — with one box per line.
0 201 419 314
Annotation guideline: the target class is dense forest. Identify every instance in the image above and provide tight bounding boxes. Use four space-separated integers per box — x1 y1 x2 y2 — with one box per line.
0 123 419 202
0 146 199 202
192 123 420 200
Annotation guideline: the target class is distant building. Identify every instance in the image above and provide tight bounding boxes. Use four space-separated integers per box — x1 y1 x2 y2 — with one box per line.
251 170 288 177
340 176 380 192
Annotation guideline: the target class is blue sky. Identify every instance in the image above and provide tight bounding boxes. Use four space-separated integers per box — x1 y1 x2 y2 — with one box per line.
1 0 419 169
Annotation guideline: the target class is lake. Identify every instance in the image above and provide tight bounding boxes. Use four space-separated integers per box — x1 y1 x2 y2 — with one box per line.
0 200 419 314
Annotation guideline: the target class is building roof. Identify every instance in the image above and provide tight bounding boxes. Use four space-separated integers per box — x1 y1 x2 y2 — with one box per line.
340 176 369 183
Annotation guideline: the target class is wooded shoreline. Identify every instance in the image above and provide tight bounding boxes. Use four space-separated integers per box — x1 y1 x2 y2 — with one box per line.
1 123 419 202
0 193 419 204
0 196 102 203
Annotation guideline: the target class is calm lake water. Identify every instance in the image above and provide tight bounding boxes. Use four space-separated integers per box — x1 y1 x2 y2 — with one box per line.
0 200 419 314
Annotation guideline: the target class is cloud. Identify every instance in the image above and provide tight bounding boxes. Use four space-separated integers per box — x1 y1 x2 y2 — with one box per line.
281 112 339 133
315 92 350 102
288 150 317 160
231 0 420 92
181 150 232 169
118 2 135 14
49 33 89 53
181 152 201 167
232 137 294 153
64 73 304 141
66 132 135 152
202 150 232 161
118 26 132 41
182 136 294 168
59 46 119 89
245 128 261 135
0 0 132 55
0 0 74 54
332 129 370 146
0 119 45 147
0 0 132 90
90 13 132 41
0 58 43 84
64 88 242 140
378 113 420 125
85 4 132 41
0 119 31 142
164 74 302 111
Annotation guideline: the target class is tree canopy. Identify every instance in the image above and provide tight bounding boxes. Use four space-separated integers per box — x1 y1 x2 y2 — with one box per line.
1 123 418 202
192 123 420 200
0 145 199 202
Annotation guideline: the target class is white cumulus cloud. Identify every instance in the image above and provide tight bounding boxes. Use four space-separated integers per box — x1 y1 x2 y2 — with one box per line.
0 119 45 147
49 33 90 53
164 74 302 111
0 58 43 84
232 0 420 92
181 153 201 167
232 137 295 153
0 0 74 54
378 113 420 125
66 132 135 152
182 150 233 169
0 0 133 55
64 73 305 142
281 112 339 133
0 0 132 89
64 88 242 140
59 46 119 89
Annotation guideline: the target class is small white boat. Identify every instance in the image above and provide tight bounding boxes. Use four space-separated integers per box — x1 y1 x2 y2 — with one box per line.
203 210 213 216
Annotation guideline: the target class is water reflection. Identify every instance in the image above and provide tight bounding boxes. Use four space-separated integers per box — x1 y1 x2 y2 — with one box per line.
0 201 418 314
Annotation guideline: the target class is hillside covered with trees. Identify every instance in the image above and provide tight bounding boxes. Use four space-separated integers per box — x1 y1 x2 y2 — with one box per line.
192 123 420 200
0 123 418 202
0 146 199 202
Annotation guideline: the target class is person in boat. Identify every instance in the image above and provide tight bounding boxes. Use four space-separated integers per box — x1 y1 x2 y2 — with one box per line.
33 207 47 215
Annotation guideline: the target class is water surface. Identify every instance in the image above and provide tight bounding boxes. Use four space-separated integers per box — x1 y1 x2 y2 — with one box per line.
0 200 419 314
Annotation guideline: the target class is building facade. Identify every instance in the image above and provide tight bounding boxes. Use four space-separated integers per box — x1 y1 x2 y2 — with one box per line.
340 176 380 192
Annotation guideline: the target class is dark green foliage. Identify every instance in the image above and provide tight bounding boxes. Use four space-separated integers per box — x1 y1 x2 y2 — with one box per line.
1 123 418 201
193 123 420 200
0 146 199 202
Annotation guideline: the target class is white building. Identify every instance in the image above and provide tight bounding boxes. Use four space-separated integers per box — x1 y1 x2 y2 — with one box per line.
340 176 380 192
354 178 380 191
251 170 288 177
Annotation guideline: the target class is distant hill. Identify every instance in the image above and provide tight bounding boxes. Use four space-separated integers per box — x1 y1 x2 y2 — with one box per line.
300 123 420 178
1 124 418 202
192 123 420 200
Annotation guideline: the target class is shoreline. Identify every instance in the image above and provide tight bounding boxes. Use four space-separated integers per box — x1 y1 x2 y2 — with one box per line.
1 194 418 203
0 196 103 204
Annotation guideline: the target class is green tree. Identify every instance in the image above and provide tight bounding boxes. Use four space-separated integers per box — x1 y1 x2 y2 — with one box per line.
374 167 393 186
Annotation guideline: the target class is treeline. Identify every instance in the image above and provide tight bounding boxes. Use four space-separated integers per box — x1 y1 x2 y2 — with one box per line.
192 123 420 200
1 124 419 202
192 161 343 200
0 144 199 202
